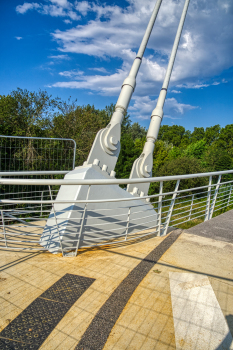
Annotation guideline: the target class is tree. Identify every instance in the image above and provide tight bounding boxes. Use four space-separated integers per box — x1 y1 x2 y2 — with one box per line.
216 124 233 157
51 104 107 166
158 125 190 147
191 127 205 143
0 88 59 137
204 125 221 145
128 122 147 140
183 139 207 159
149 156 208 195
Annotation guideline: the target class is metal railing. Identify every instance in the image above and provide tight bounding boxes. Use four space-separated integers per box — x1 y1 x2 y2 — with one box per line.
0 135 76 172
0 169 232 256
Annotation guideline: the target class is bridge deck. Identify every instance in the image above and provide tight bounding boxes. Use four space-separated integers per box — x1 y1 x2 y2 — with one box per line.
0 210 232 349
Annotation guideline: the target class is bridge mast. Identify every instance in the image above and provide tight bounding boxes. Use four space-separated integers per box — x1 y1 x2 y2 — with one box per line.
85 0 163 174
127 0 190 196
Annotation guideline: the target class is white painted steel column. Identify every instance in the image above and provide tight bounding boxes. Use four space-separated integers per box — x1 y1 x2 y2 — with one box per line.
75 185 91 255
86 0 163 172
209 175 221 220
49 186 64 256
40 191 43 217
158 181 163 236
127 0 190 196
125 207 131 241
188 193 195 221
1 210 7 248
227 185 232 207
161 180 180 236
204 176 212 221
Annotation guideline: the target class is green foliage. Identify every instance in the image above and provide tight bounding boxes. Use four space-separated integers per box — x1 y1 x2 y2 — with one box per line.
1 88 232 192
50 103 106 166
0 88 59 137
150 157 208 195
204 124 221 145
183 139 207 159
128 122 147 141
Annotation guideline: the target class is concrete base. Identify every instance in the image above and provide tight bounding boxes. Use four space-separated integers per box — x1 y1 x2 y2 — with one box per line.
40 165 157 254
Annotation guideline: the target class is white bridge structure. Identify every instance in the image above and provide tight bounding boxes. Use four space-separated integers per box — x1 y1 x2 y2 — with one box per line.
0 169 232 256
0 0 232 256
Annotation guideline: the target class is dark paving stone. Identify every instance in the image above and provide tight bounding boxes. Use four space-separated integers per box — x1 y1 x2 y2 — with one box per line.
75 229 182 350
186 210 233 243
40 273 93 305
0 274 95 350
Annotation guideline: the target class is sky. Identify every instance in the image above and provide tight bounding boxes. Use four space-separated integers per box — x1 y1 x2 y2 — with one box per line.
0 0 233 131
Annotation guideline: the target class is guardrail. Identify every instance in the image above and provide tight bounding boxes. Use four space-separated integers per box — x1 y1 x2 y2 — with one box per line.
0 135 76 171
0 169 232 256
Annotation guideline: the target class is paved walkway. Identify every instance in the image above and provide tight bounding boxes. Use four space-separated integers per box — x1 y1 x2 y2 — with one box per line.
0 210 233 349
186 209 233 243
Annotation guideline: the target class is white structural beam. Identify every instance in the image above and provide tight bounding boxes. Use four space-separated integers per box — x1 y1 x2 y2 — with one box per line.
85 0 163 174
127 0 190 196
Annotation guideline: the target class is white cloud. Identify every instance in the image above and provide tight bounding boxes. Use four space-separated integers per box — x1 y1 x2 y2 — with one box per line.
15 36 23 40
176 81 222 89
50 0 233 88
16 0 233 121
58 69 84 77
16 0 80 20
64 19 72 24
50 0 69 8
49 54 69 59
75 1 90 16
128 96 198 120
171 90 181 94
16 2 40 14
89 67 109 73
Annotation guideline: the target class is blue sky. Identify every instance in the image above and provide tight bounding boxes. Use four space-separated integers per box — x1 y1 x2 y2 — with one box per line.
0 0 232 131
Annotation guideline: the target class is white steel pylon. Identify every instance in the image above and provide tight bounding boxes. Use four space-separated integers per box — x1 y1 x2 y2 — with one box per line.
40 0 164 254
127 0 190 197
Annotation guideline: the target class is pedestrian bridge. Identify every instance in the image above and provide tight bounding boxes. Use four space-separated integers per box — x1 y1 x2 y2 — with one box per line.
0 209 232 349
1 163 232 349
0 168 232 255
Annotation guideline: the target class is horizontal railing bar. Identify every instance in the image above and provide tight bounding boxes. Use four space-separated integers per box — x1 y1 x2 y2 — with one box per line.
79 227 160 249
0 135 76 142
171 202 207 217
2 179 232 205
0 170 233 186
170 207 206 223
214 198 233 210
0 171 68 176
171 212 206 226
0 246 49 251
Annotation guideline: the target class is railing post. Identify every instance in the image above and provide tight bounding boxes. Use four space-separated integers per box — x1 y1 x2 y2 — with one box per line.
161 180 180 236
188 194 194 221
204 176 212 221
158 181 163 236
1 210 7 248
209 175 221 220
227 185 232 208
40 191 44 216
75 185 91 256
49 185 64 256
125 207 131 241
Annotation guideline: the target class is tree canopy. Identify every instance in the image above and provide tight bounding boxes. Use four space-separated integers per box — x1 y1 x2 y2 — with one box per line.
1 88 232 187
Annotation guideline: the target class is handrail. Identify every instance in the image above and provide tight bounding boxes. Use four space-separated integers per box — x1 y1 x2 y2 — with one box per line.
1 179 232 204
1 169 232 256
0 169 232 186
0 171 69 176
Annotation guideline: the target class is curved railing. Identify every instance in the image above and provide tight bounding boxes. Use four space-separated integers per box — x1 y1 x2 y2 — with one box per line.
0 169 233 256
